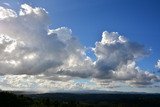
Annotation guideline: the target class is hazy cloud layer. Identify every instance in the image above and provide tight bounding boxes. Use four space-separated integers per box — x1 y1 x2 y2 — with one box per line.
0 4 159 91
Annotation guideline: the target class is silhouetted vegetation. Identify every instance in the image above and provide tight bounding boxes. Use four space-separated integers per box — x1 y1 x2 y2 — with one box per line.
0 91 160 107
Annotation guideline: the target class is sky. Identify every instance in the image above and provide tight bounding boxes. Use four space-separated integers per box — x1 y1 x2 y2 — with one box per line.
0 0 160 93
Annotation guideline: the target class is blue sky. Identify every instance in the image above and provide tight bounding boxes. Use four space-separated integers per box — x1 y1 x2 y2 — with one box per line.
0 0 160 93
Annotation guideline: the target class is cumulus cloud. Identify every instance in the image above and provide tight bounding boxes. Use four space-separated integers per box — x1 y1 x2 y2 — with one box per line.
92 31 159 87
0 6 17 19
0 4 92 76
0 4 159 91
93 31 149 78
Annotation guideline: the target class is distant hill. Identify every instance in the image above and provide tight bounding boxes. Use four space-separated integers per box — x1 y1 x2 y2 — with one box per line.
0 91 160 107
10 90 152 95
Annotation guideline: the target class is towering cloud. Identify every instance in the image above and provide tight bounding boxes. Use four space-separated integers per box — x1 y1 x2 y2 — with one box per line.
92 31 159 87
0 4 92 76
0 4 159 91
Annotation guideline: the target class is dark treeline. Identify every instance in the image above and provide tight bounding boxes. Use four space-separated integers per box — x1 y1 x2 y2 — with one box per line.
0 91 160 107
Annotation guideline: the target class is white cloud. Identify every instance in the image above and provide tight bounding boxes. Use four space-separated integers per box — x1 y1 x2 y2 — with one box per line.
3 3 10 7
0 6 17 19
155 60 160 69
93 31 149 78
0 4 91 76
0 4 159 91
0 75 99 92
101 31 127 45
92 31 159 87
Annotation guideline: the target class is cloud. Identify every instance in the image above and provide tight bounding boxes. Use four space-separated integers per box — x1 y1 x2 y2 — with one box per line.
155 60 160 69
0 4 91 76
0 6 16 19
0 74 77 92
0 4 160 91
92 31 159 87
3 3 10 7
93 31 149 78
0 75 99 92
